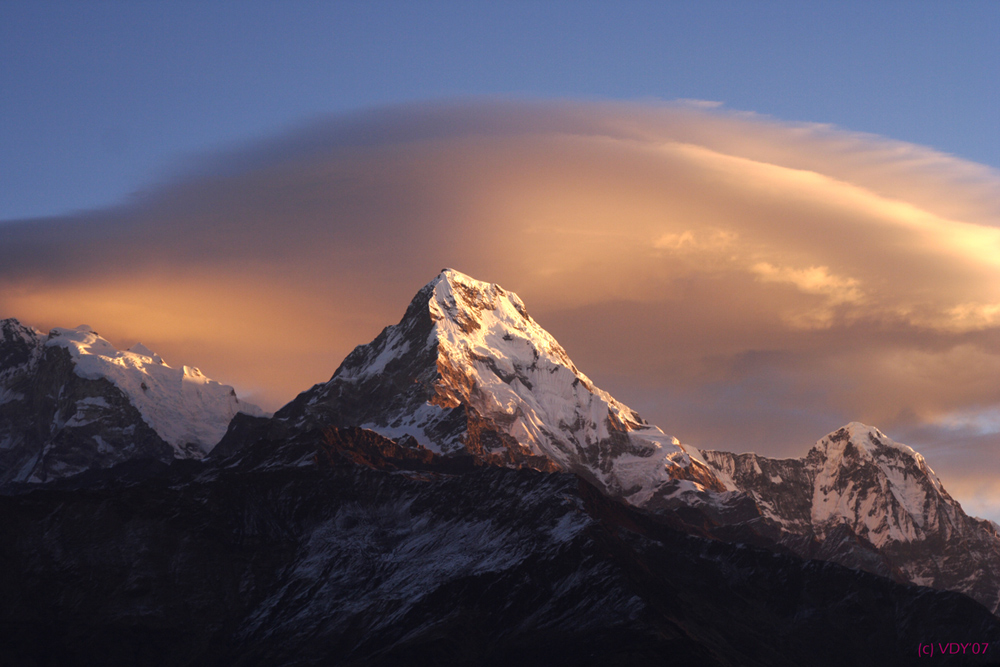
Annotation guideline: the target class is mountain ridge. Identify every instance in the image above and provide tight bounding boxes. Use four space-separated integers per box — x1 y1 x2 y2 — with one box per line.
216 269 1000 613
0 317 264 485
4 448 999 666
5 271 1000 663
6 269 1000 619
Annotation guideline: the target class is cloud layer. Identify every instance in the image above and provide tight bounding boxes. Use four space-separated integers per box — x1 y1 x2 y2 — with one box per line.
3 100 1000 516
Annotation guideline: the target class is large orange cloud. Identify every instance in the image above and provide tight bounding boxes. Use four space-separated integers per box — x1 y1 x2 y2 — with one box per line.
3 100 1000 516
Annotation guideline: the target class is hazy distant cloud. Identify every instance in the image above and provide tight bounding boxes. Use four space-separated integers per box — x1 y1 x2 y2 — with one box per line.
3 99 1000 515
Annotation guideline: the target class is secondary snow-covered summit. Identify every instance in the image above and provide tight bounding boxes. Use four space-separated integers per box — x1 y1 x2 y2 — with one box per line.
704 422 1000 613
272 269 723 504
46 324 265 453
0 318 264 485
706 423 961 543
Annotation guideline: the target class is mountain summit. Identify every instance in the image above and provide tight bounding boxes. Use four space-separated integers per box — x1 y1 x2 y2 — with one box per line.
260 269 723 504
0 318 264 485
216 269 1000 614
705 422 1000 613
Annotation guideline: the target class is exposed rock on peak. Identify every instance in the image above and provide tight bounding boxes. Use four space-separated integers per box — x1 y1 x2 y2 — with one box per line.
0 318 43 373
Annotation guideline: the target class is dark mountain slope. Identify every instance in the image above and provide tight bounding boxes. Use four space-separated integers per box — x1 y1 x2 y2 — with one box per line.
1 432 999 667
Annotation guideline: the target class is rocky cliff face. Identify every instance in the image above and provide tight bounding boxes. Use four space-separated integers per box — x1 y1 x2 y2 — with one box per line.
0 318 263 486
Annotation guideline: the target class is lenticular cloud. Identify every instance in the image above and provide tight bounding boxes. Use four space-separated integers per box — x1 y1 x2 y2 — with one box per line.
2 99 1000 491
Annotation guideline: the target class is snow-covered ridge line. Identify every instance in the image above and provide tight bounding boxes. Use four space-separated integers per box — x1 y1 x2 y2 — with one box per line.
46 325 266 455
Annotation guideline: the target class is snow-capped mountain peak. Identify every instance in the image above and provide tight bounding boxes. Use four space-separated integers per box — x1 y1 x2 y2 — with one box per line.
428 268 581 375
44 325 265 455
277 269 724 504
425 269 644 439
1 318 268 487
702 421 1000 613
1 316 272 485
706 422 963 547
808 422 957 543
815 421 936 474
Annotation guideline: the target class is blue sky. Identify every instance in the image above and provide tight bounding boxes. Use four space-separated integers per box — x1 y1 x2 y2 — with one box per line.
2 1 998 221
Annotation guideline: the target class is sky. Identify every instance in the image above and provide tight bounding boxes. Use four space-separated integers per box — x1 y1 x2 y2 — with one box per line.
3 2 1000 518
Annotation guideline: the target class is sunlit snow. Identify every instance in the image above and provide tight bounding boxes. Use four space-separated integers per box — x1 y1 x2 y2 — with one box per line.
46 326 266 455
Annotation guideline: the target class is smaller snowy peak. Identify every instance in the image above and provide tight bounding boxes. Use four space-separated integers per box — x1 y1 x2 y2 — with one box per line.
705 422 965 546
700 422 1000 614
812 422 946 493
806 423 960 547
45 326 265 455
